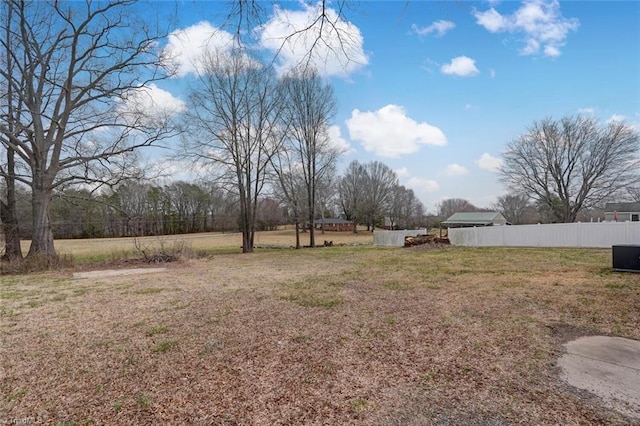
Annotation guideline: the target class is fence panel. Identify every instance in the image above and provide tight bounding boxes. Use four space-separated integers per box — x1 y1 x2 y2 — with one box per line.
373 229 428 247
449 222 640 248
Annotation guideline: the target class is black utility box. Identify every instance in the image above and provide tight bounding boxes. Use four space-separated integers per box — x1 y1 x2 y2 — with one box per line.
612 245 640 272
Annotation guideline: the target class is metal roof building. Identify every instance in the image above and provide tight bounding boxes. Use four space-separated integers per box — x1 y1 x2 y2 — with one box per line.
442 212 508 227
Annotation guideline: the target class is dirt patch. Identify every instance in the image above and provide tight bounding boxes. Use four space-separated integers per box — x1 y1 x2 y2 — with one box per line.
546 322 601 345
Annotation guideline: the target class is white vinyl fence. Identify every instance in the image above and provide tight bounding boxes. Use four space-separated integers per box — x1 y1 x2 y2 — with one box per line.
374 229 428 247
449 222 640 248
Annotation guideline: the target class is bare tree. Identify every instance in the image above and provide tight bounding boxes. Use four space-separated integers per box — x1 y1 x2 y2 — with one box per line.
223 0 360 73
492 193 531 225
625 186 640 203
0 1 179 261
436 198 478 220
164 182 211 234
270 148 308 248
315 166 338 234
501 116 640 223
183 49 284 253
280 67 340 247
0 0 23 260
388 185 424 230
203 181 240 232
338 160 366 233
339 160 399 231
360 161 398 231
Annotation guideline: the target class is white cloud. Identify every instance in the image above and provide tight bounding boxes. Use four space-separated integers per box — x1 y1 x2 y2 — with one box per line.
441 56 479 77
607 114 626 124
395 167 410 178
444 163 469 176
474 8 508 32
411 20 456 37
327 125 353 154
408 177 440 193
473 0 579 57
257 3 368 78
119 84 185 126
476 153 503 172
162 21 236 77
578 107 596 115
543 45 561 57
346 104 447 158
490 69 496 78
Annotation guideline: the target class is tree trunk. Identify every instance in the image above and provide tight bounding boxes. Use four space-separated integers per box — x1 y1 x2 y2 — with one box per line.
28 186 57 260
294 220 301 249
309 214 315 248
308 194 315 247
241 210 253 253
0 201 22 261
1 151 23 261
1 2 22 262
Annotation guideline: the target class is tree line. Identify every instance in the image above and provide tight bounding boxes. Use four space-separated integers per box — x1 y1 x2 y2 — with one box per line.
1 159 428 241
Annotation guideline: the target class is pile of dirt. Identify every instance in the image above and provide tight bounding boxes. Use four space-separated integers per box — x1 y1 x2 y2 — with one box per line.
404 234 450 247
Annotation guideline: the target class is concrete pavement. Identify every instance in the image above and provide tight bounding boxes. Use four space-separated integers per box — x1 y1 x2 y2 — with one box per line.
558 335 640 420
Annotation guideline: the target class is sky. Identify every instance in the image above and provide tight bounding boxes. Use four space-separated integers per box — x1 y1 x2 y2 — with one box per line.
145 0 640 214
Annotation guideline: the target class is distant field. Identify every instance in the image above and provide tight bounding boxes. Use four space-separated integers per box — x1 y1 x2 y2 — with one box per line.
1 243 639 424
22 229 375 261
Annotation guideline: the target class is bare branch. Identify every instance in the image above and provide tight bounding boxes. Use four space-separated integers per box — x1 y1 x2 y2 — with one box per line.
501 115 640 222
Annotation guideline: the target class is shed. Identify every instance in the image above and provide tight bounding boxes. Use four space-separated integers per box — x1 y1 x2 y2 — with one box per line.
442 212 508 228
604 202 640 222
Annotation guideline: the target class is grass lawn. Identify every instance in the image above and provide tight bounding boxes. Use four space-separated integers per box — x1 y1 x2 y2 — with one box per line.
1 232 639 425
46 229 376 262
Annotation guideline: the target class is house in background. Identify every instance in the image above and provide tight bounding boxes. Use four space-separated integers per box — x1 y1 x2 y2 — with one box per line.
315 218 354 232
604 202 640 222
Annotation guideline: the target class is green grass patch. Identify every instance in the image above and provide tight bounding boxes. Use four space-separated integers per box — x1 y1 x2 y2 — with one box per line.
136 395 151 408
0 305 17 319
381 280 409 291
350 398 369 414
51 293 68 302
145 326 169 336
515 316 537 323
72 287 90 296
6 388 27 402
604 282 631 289
152 340 178 353
23 299 45 308
292 333 311 343
0 290 24 299
133 287 167 295
280 277 345 308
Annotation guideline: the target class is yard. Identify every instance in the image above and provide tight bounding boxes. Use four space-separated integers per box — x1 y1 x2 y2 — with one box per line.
1 232 639 425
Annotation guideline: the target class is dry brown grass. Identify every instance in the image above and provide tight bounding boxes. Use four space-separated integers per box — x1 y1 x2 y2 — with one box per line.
45 229 375 262
1 244 639 425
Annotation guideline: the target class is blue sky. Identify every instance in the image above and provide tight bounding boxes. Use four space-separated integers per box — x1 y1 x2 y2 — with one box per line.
147 0 640 213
